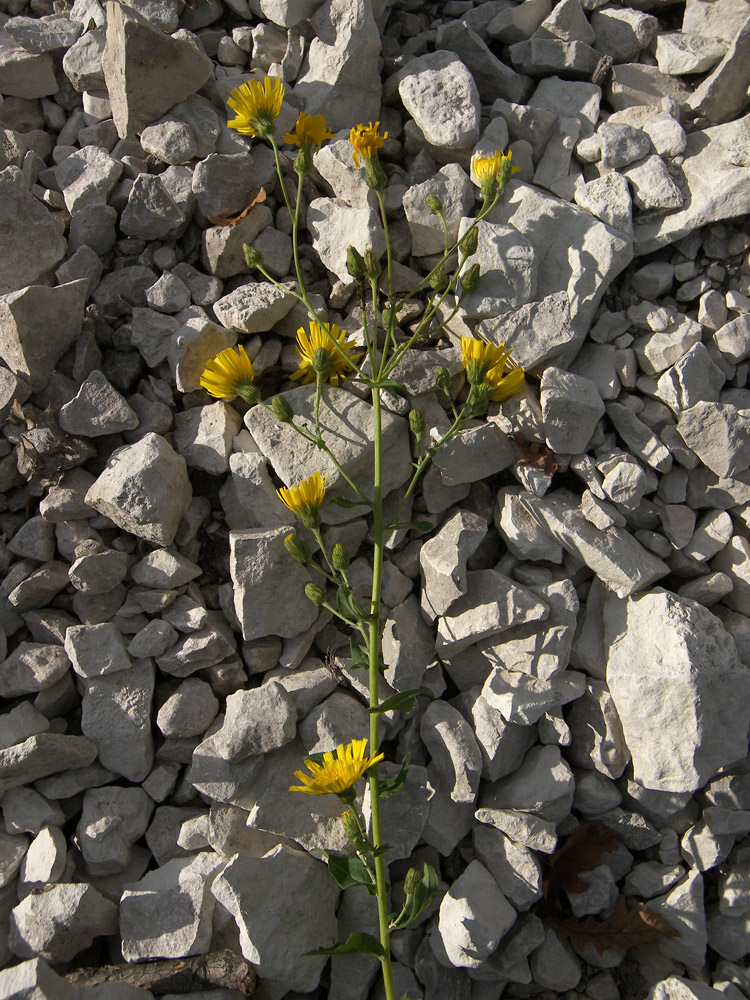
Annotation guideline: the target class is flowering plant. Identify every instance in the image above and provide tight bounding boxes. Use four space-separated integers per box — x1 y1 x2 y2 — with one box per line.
201 74 524 1000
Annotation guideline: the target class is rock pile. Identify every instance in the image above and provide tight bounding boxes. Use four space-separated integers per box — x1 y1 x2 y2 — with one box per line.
1 0 750 998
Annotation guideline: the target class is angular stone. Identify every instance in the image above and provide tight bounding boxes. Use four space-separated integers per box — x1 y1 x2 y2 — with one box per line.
398 50 481 150
246 384 412 524
686 15 750 125
438 859 516 969
120 173 187 240
58 370 138 437
676 402 750 478
212 280 296 334
436 19 528 104
403 162 474 257
478 292 577 370
565 677 631 779
650 870 707 966
712 536 750 616
9 882 118 962
0 643 71 698
420 700 482 805
86 433 192 546
420 509 487 619
481 744 575 823
308 197 386 283
212 682 297 761
81 659 155 782
540 366 604 454
591 7 659 61
521 490 669 597
55 146 122 214
623 154 684 211
0 733 97 794
608 63 692 112
173 401 242 475
714 314 750 363
130 549 201 589
475 807 558 853
509 37 600 77
574 172 633 237
102 1 213 138
605 590 750 793
212 846 339 992
528 75 601 136
120 852 223 960
458 218 537 319
382 594 435 691
76 785 153 875
64 623 131 678
655 31 727 76
0 25 58 98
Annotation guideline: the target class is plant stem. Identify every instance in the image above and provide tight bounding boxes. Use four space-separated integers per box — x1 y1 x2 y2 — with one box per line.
367 385 395 1000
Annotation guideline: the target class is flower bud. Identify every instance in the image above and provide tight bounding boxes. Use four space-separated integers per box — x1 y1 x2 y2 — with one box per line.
435 366 452 398
305 582 327 606
364 156 388 191
426 193 443 215
243 244 264 269
284 533 311 565
272 395 294 423
409 408 425 444
312 346 332 381
346 245 366 280
237 384 261 405
331 542 350 572
294 145 313 177
381 306 395 331
364 249 382 281
460 262 481 293
341 809 360 843
461 228 478 255
404 867 422 896
429 267 449 292
469 385 491 417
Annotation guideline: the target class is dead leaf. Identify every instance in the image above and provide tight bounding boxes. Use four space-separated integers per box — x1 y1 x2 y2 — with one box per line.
540 824 620 911
207 188 267 227
6 402 95 498
547 896 678 956
512 432 560 477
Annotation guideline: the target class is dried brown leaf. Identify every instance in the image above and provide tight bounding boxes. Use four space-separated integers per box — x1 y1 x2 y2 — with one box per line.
548 896 678 956
541 824 620 910
512 432 560 476
207 187 267 226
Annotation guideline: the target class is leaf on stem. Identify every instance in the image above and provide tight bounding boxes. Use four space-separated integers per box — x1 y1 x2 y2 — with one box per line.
379 753 410 798
337 585 366 622
321 852 377 894
391 862 440 929
369 690 423 716
305 932 385 958
349 640 370 670
386 521 434 533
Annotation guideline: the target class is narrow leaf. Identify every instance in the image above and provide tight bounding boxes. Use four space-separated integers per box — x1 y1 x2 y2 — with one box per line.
410 862 439 923
349 639 370 671
379 753 410 799
369 690 423 716
305 932 385 958
386 521 433 533
329 495 372 508
326 853 376 892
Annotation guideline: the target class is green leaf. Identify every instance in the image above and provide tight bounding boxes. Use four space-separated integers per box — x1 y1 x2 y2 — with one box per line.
303 751 328 766
337 585 366 622
305 932 385 959
410 863 439 923
369 690 423 716
379 753 410 799
385 521 434 533
349 639 370 670
324 852 376 894
328 495 372 508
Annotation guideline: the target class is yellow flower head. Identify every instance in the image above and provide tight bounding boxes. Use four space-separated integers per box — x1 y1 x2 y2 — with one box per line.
461 336 525 402
471 149 520 199
277 471 327 528
200 345 258 403
284 111 334 151
349 121 388 167
290 738 385 797
291 321 363 387
227 76 285 139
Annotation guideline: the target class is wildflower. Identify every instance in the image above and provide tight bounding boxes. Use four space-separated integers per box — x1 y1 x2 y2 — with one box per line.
226 76 284 139
199 346 258 404
243 245 264 269
461 336 525 409
471 149 519 201
272 394 294 423
331 542 349 572
284 111 334 151
291 321 362 387
349 121 388 189
277 471 327 529
346 245 366 280
305 582 327 605
290 738 385 798
460 262 481 293
426 193 443 215
341 809 361 843
284 533 312 565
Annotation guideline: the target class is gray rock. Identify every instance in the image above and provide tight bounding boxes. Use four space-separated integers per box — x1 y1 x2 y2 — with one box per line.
676 402 750 478
403 163 474 257
472 824 542 910
479 743 575 823
120 173 188 240
624 154 684 211
212 845 339 993
489 0 553 43
436 19 529 104
650 870 707 966
474 807 557 853
156 677 218 737
308 198 386 283
9 882 118 963
540 366 604 454
81 659 155 782
437 859 516 969
0 643 71 698
173 401 242 475
420 700 482 805
63 25 106 90
192 152 258 220
398 51 481 150
58 370 138 436
479 292 577 370
686 15 750 125
605 590 750 792
55 146 122 214
712 536 750 616
0 25 58 99
102 2 213 138
598 122 651 169
566 677 631 779
17 826 67 899
156 612 235 677
64 623 131 678
212 682 297 760
212 280 295 334
458 218 537 319
420 509 487 619
574 172 633 237
0 959 77 1000
86 433 192 546
509 37 600 77
76 785 153 875
591 7 659 61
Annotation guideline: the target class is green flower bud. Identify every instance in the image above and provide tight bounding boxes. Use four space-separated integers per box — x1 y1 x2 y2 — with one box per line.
284 533 312 565
404 867 422 896
381 306 395 331
341 809 360 843
312 346 332 381
426 193 443 215
435 366 452 399
364 249 382 281
272 395 294 423
294 145 313 177
332 542 350 572
461 228 478 255
243 244 264 269
305 582 327 606
469 384 491 418
346 245 366 280
364 156 388 191
429 266 449 293
409 408 426 444
460 262 481 293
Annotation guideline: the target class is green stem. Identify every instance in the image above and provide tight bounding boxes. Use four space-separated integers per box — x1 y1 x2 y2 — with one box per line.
367 387 395 1000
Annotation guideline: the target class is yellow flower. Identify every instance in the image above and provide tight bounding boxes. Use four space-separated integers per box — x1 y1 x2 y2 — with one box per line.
349 121 388 166
471 149 520 199
290 738 385 797
277 471 327 528
290 321 363 387
284 111 334 151
227 76 284 139
199 345 258 403
461 336 525 401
